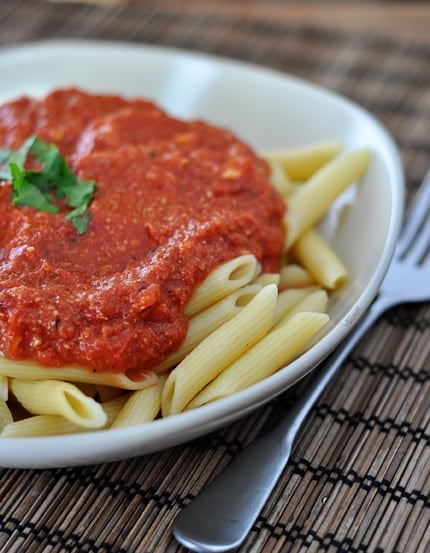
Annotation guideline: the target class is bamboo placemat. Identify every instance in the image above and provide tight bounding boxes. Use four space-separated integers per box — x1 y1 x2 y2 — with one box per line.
0 1 429 552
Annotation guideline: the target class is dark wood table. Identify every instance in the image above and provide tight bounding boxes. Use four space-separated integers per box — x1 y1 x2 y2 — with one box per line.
0 1 429 551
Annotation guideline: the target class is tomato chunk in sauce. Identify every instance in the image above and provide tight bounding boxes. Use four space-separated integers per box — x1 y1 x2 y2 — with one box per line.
0 88 285 377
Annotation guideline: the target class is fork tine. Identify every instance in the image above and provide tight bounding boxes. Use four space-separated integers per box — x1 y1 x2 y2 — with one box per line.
396 170 430 258
407 213 430 263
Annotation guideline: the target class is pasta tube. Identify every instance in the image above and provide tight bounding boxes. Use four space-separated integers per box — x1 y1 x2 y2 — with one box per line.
263 140 342 180
279 264 316 289
0 359 157 390
275 289 329 329
291 228 347 289
161 284 278 416
266 158 293 196
155 284 262 373
188 312 329 408
1 395 128 437
9 379 107 428
272 288 317 326
0 375 8 401
185 254 258 316
2 415 88 437
253 273 281 286
111 375 167 428
284 148 371 248
0 400 13 432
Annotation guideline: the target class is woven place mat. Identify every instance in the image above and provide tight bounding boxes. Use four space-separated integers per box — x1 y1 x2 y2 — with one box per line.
0 1 429 552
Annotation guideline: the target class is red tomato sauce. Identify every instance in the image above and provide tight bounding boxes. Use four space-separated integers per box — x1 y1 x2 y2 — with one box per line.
0 88 285 378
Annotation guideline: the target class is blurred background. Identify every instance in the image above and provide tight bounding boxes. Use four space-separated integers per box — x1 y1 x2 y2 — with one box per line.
42 0 430 41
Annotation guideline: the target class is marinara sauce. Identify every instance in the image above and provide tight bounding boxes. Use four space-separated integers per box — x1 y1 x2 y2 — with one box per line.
0 88 285 378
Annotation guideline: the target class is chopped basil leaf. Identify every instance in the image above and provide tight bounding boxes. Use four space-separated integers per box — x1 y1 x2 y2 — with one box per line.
0 136 36 180
0 136 95 233
10 162 59 214
65 205 91 234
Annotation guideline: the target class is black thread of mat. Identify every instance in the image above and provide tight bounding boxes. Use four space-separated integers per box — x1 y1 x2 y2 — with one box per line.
1 454 429 551
350 356 430 382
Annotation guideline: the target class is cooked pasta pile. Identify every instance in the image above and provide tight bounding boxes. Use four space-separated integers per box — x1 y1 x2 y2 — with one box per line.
0 140 370 437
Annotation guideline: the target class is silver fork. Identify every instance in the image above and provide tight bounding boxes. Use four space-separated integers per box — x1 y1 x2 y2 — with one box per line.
173 172 430 553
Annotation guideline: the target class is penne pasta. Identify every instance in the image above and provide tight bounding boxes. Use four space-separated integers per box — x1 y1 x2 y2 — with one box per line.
1 415 89 438
0 375 8 401
272 287 318 326
155 284 262 374
9 379 108 428
274 289 329 329
0 400 13 432
279 264 316 289
187 312 329 408
253 273 281 287
161 284 278 416
102 394 131 425
0 359 157 390
284 148 371 248
1 395 128 437
266 158 293 196
184 254 258 316
263 140 342 180
291 227 347 290
111 375 167 428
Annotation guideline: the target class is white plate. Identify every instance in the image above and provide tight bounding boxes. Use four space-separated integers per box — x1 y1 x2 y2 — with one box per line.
0 40 404 468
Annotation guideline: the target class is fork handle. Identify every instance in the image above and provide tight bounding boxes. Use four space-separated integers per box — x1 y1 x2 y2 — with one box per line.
173 297 390 553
